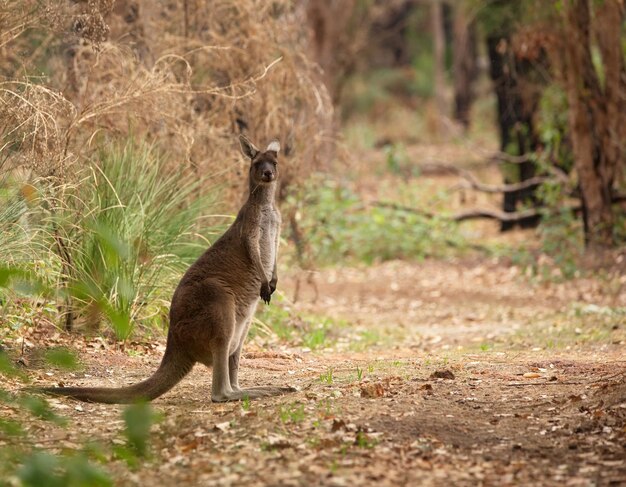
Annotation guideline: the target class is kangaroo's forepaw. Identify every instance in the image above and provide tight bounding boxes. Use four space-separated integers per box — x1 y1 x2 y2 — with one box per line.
260 281 272 304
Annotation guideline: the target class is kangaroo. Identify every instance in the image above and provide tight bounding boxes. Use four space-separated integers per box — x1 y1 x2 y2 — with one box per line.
38 135 294 403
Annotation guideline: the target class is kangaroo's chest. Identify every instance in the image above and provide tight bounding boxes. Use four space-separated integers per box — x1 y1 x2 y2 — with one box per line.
259 209 280 273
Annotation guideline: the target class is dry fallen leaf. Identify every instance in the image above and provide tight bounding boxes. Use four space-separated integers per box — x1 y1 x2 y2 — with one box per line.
331 419 346 432
360 382 385 398
266 434 290 449
430 370 455 380
214 421 231 432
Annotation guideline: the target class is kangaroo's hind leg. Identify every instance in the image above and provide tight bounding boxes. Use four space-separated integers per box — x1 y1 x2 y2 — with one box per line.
227 319 296 399
207 305 271 402
228 343 244 392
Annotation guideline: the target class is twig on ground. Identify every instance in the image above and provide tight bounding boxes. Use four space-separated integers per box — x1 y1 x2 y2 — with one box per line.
505 381 585 387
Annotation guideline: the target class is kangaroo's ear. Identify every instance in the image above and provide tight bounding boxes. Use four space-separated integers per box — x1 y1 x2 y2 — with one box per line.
266 140 280 154
239 135 259 159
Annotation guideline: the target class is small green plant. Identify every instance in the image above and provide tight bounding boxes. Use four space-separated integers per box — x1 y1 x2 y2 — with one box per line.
316 399 334 419
279 403 306 424
350 329 383 352
367 363 375 374
355 430 377 449
356 366 363 381
241 395 251 412
253 297 293 341
319 367 334 385
479 343 491 352
302 325 329 350
383 143 414 176
254 302 344 351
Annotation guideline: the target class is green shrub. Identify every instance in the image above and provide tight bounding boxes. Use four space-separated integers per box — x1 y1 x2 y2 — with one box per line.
253 294 346 350
286 176 465 266
51 141 221 338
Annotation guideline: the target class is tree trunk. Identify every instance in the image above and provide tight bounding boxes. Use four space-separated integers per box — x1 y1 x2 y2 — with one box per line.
306 0 359 105
452 2 478 129
431 0 447 135
486 35 541 230
563 0 624 249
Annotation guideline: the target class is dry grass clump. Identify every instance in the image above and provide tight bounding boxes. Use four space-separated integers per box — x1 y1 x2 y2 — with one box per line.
1 0 333 205
0 81 75 176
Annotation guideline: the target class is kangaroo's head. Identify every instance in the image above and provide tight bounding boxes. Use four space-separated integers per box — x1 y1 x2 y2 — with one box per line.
239 135 280 186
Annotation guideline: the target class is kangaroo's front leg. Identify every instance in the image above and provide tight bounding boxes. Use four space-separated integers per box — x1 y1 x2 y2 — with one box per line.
243 224 272 304
269 218 280 297
269 260 278 296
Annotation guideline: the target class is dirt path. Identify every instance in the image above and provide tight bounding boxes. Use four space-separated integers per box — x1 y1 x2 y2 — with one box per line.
11 258 625 486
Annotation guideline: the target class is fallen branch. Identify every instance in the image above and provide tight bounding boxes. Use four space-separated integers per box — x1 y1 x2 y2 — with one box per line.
452 208 541 223
374 193 626 224
419 162 549 194
488 152 532 164
372 201 541 224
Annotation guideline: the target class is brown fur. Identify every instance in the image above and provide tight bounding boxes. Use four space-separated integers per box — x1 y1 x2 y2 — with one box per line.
40 136 294 403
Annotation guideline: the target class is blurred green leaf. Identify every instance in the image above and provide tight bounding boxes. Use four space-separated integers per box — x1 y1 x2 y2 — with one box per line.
103 304 132 340
91 220 131 261
44 348 79 370
17 451 112 487
64 454 112 487
0 418 25 437
0 265 51 298
122 402 156 457
0 352 26 380
112 445 139 469
18 452 64 487
0 266 22 288
18 395 66 426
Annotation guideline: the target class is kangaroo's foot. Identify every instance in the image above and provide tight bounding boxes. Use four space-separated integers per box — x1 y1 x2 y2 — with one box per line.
211 386 295 403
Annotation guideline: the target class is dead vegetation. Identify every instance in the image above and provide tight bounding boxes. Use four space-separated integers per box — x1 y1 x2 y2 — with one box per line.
1 0 333 201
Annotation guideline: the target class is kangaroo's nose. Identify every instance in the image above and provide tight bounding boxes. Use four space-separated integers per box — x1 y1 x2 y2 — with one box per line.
263 170 273 179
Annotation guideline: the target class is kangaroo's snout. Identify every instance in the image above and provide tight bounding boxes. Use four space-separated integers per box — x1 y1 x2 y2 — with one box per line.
262 170 274 182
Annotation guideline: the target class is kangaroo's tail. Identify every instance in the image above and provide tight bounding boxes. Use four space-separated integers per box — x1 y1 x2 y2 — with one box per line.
36 344 194 404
